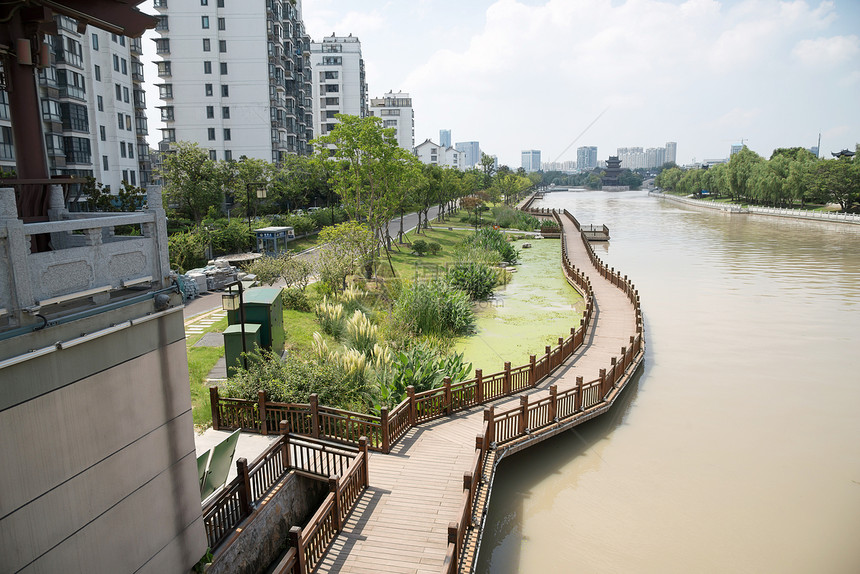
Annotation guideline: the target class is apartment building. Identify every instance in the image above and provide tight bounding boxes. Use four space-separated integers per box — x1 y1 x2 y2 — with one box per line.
455 141 480 168
309 34 367 139
153 0 313 162
576 146 598 171
369 91 414 151
0 16 151 196
521 149 541 173
414 138 466 170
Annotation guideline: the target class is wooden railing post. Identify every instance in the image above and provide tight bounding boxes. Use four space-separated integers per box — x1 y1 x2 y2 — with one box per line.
484 407 495 445
209 386 220 430
258 390 268 435
519 396 528 435
557 337 564 361
236 457 252 516
475 369 484 403
329 476 341 531
503 363 511 395
549 385 557 421
280 420 291 469
463 472 473 526
599 368 607 399
545 345 552 370
443 377 452 414
475 434 484 461
575 376 583 412
621 346 627 369
289 526 306 573
610 357 617 387
309 393 320 438
358 436 369 487
407 385 416 425
448 522 459 570
529 355 536 386
380 407 390 454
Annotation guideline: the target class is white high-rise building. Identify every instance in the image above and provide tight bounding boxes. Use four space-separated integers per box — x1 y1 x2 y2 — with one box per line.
153 0 313 163
309 34 367 138
369 91 413 151
521 149 541 173
666 141 677 164
577 146 598 170
455 141 480 168
0 17 152 197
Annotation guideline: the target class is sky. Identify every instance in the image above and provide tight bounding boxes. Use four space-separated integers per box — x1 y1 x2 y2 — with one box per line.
144 0 860 167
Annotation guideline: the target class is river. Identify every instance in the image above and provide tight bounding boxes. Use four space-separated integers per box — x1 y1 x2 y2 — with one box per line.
476 190 860 573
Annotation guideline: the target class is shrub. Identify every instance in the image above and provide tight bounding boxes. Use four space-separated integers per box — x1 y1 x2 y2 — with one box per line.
427 241 441 255
344 310 379 356
412 239 428 256
315 297 346 338
394 280 474 336
209 219 253 255
465 227 518 264
282 287 310 311
243 254 284 285
168 230 206 273
223 349 367 411
446 263 497 300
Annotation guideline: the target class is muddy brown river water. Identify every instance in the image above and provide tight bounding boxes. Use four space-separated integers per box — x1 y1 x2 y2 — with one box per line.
475 190 860 573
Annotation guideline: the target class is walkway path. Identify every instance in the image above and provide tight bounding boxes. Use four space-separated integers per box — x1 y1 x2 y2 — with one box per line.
315 213 638 573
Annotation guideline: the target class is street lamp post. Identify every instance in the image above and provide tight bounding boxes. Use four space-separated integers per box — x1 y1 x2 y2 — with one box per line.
221 279 247 370
246 181 267 234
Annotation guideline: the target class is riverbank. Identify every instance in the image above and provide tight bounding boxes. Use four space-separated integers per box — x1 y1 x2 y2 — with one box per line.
650 191 860 224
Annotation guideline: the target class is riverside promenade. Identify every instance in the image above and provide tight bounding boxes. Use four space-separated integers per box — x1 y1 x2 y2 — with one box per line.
312 210 642 573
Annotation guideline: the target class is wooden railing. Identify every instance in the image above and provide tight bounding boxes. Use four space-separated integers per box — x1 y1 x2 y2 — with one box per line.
202 420 368 556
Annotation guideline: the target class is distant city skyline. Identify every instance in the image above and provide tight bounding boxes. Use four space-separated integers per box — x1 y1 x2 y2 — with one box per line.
300 0 859 167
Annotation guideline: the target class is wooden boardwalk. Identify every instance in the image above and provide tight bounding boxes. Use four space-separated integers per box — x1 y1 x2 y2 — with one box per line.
315 213 639 573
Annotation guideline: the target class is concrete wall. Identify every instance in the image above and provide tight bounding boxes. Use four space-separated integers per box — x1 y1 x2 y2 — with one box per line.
206 472 327 574
0 301 207 573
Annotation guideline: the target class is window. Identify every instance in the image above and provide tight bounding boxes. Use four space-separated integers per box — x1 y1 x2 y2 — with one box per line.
205 83 213 96
223 128 231 141
324 71 338 80
158 84 173 99
201 0 208 4
208 128 215 140
128 143 133 158
322 44 342 53
122 170 128 182
218 0 224 6
203 38 211 52
60 103 88 131
325 97 339 106
384 120 397 128
222 106 230 119
224 150 232 161
160 107 174 121
121 58 127 75
130 171 136 185
155 38 170 54
63 136 91 163
155 16 168 31
99 125 106 141
123 86 129 103
220 62 227 74
91 33 99 50
322 56 342 65
218 17 225 30
120 142 126 157
162 128 176 143
126 114 132 131
113 54 120 71
94 65 101 81
56 69 86 99
209 150 217 160
157 61 171 77
219 40 227 53
221 84 229 97
201 15 209 28
103 155 109 170
41 100 61 121
117 112 124 129
204 61 212 74
325 84 339 93
97 95 103 111
115 83 122 99
206 105 214 119
119 36 125 47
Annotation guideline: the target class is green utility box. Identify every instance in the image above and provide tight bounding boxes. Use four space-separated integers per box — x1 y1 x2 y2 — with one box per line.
223 323 262 377
226 287 284 356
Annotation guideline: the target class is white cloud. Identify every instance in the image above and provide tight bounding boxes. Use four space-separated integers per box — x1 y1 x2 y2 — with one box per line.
792 35 860 66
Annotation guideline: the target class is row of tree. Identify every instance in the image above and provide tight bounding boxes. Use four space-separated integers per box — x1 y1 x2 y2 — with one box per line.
158 115 537 273
655 146 860 211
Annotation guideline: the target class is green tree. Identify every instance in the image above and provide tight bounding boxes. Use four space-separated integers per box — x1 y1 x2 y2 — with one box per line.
316 221 375 291
159 142 224 225
726 146 764 202
807 158 860 211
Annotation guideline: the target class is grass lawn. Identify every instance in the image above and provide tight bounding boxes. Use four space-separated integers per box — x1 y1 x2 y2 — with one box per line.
287 233 322 252
382 226 486 279
188 346 223 428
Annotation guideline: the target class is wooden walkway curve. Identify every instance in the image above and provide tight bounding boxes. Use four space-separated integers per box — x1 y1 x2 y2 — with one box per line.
313 211 641 573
